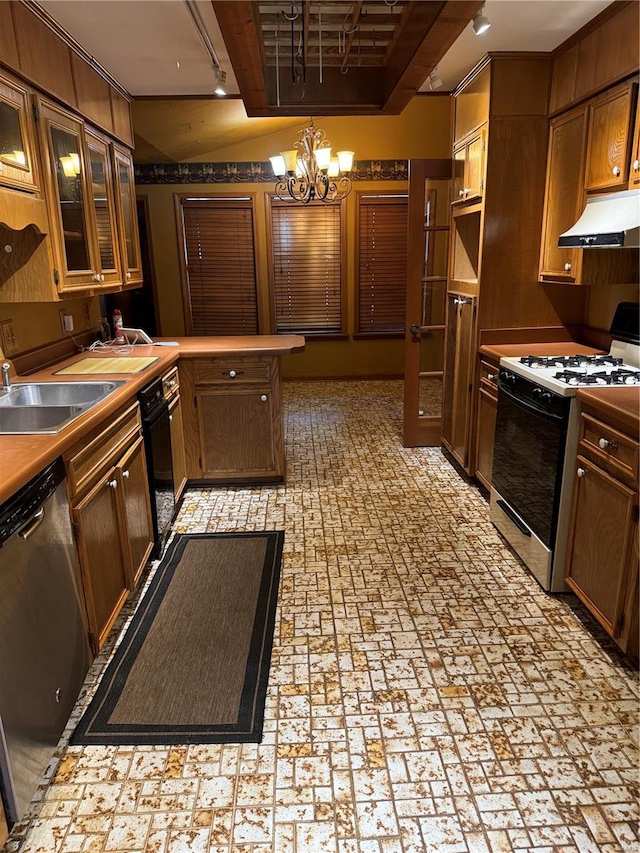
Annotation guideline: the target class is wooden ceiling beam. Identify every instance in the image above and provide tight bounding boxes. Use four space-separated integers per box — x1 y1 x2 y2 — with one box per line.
210 0 268 114
382 0 484 113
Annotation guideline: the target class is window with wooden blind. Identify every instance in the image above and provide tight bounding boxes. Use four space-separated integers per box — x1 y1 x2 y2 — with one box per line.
178 197 259 335
270 200 344 335
357 194 408 334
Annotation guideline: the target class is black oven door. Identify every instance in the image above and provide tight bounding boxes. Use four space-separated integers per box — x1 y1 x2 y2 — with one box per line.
145 401 175 551
492 378 570 548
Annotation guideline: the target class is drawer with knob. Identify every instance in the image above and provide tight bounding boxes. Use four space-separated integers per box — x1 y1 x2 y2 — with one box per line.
194 357 270 386
580 412 638 484
162 367 179 400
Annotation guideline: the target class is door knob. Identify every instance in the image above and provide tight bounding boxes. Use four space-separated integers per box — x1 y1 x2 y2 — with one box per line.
410 324 420 335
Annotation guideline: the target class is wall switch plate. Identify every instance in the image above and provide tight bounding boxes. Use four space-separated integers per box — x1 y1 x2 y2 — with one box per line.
0 319 18 355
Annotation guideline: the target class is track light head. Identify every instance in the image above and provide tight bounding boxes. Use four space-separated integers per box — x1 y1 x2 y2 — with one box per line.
472 8 491 35
214 68 227 96
428 68 443 90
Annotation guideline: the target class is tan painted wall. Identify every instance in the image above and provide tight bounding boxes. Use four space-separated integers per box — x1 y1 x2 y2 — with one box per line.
140 97 452 378
0 297 102 359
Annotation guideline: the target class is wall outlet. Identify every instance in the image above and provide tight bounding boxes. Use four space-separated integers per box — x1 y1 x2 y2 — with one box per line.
0 319 18 355
59 309 74 334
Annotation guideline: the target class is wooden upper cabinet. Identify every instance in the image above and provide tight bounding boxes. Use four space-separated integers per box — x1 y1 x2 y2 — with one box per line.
71 53 114 136
452 127 485 205
12 2 76 108
112 145 142 286
453 64 490 146
628 95 640 188
85 128 122 287
110 89 134 148
0 2 19 71
37 98 99 292
539 106 587 284
585 82 637 191
0 72 39 192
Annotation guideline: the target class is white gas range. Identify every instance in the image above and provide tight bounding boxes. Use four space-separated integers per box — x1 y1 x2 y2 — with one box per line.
489 302 640 593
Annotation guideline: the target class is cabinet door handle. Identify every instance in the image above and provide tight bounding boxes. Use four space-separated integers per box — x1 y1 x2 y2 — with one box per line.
634 159 640 171
260 394 268 402
122 470 130 479
126 271 132 279
577 467 586 478
107 478 118 489
612 166 621 177
93 273 100 282
598 437 618 451
564 262 572 271
458 189 465 197
169 414 173 422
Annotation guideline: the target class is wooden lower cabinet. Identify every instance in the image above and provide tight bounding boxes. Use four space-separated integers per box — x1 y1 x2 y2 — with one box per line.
474 359 499 490
442 292 477 471
66 402 153 653
180 355 285 483
565 410 639 656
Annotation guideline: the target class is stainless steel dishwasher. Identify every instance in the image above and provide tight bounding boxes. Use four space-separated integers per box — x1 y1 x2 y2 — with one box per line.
0 458 89 826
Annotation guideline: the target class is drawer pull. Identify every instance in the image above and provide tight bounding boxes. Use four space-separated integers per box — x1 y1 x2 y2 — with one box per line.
122 470 130 479
260 394 268 402
577 467 586 478
107 478 118 490
598 437 618 451
225 370 244 379
487 373 496 381
564 262 572 272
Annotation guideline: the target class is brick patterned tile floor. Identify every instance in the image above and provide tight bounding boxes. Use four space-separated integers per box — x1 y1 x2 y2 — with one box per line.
4 381 638 853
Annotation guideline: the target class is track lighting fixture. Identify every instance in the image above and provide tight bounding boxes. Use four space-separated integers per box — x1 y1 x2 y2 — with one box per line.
472 7 491 35
428 68 443 90
214 68 227 96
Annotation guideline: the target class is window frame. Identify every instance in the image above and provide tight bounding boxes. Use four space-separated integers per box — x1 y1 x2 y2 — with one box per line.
174 192 261 336
354 190 409 339
265 194 348 339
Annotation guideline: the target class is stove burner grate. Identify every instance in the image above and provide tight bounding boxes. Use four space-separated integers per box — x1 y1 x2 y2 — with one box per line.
520 355 624 369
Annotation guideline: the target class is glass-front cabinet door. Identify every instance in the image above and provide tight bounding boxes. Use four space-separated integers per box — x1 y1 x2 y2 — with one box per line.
86 130 122 287
37 99 99 291
113 146 142 286
0 73 38 192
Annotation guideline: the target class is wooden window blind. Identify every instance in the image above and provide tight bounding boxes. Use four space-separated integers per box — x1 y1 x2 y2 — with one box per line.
271 202 343 335
180 199 259 335
357 195 408 334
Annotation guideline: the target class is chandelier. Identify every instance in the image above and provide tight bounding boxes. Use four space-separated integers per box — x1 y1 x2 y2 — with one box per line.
269 119 355 204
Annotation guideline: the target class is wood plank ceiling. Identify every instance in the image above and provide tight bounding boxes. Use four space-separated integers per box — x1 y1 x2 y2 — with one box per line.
212 0 484 116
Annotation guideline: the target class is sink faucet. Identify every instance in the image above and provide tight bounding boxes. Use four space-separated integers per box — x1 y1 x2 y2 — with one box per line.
2 363 11 391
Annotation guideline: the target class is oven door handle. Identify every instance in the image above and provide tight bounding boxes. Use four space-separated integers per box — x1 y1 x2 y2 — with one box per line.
496 499 531 537
498 381 565 423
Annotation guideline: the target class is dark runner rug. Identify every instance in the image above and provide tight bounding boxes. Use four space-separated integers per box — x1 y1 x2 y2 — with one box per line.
71 531 284 745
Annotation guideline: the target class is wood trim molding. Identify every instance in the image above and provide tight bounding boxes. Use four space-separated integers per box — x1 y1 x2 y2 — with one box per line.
135 161 409 184
23 0 131 99
551 0 635 58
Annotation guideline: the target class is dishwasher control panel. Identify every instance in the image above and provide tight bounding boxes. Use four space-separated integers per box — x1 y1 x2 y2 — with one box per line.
0 458 64 545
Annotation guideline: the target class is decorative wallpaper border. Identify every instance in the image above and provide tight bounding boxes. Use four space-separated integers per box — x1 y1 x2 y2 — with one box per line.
134 160 408 184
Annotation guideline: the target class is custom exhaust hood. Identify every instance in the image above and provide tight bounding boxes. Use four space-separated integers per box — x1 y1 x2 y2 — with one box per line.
558 189 640 248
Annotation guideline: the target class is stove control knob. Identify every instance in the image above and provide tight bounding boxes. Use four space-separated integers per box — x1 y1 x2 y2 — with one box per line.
541 392 552 403
577 467 586 478
532 387 542 398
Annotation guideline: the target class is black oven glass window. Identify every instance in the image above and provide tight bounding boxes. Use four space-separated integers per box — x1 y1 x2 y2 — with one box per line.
492 387 568 547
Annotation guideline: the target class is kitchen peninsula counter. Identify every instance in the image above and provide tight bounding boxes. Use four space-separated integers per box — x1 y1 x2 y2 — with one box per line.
0 335 304 504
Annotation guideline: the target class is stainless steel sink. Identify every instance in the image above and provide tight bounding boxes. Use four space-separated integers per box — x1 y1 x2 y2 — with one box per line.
0 381 125 434
0 381 123 408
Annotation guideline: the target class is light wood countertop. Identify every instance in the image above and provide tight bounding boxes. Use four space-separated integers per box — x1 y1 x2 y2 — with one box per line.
0 336 304 504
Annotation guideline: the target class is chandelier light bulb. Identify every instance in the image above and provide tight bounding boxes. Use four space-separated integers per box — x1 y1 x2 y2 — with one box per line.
270 119 355 204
